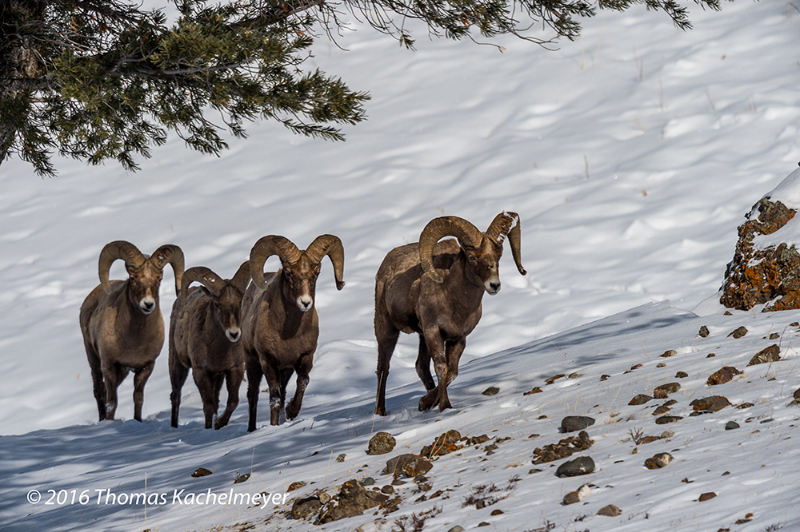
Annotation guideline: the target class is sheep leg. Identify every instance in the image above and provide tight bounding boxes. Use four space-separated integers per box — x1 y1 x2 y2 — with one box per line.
262 361 283 426
246 355 263 432
85 343 107 421
213 373 224 417
132 360 154 422
419 329 446 412
415 334 436 392
193 370 217 429
215 366 243 430
169 359 190 428
279 367 293 410
286 353 312 420
438 338 466 412
374 322 399 416
103 362 128 421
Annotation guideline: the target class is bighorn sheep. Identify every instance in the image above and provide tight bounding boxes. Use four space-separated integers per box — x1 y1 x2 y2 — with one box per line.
373 212 526 415
241 235 345 431
79 241 185 422
169 262 251 429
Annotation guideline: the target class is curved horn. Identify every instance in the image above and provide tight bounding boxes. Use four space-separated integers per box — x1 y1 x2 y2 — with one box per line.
485 211 527 276
98 241 146 293
150 244 185 296
249 236 302 290
228 261 252 294
418 216 483 283
305 234 346 290
180 266 223 309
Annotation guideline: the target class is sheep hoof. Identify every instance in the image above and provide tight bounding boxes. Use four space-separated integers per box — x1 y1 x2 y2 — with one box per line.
285 405 300 420
374 406 386 416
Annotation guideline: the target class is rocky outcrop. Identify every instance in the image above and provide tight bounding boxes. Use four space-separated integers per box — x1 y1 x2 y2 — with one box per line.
720 187 800 311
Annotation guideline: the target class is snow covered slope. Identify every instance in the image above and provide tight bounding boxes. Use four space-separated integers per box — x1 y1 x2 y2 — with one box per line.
1 1 800 530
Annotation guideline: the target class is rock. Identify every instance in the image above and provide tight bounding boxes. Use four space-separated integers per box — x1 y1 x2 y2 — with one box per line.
529 468 543 474
736 402 754 409
661 430 674 438
725 421 740 430
728 326 748 339
381 485 394 494
362 477 375 486
597 504 622 516
654 383 681 396
720 190 800 312
545 374 565 385
652 405 671 416
706 353 716 358
368 432 396 455
707 366 742 386
655 415 682 424
291 496 322 520
698 492 717 502
475 499 486 509
568 372 585 379
794 388 800 399
699 326 710 338
661 350 677 358
490 509 504 516
600 374 611 381
555 456 595 477
233 473 250 484
383 454 433 479
523 387 543 396
563 484 591 505
532 431 593 464
656 363 667 368
336 454 346 463
420 430 462 458
690 396 730 413
288 481 307 492
676 371 688 378
317 480 390 524
629 394 654 405
482 386 500 396
191 467 212 478
561 415 596 432
477 522 490 527
770 332 780 340
317 491 331 504
644 452 673 469
464 434 490 446
747 344 781 366
447 527 465 532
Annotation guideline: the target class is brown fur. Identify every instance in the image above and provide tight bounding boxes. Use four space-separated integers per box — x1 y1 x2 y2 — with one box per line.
374 227 522 415
80 257 178 422
241 237 344 431
169 274 247 429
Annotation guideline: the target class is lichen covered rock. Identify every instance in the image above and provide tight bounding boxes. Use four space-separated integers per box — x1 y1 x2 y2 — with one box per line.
720 177 800 311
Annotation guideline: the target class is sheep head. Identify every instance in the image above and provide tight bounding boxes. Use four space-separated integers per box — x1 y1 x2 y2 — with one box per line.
98 241 185 315
419 212 526 295
249 235 345 312
181 261 250 342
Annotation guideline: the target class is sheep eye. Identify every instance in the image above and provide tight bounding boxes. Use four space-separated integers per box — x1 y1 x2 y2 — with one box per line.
468 256 477 262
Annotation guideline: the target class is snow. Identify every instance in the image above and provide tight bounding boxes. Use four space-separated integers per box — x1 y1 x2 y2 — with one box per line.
2 1 800 531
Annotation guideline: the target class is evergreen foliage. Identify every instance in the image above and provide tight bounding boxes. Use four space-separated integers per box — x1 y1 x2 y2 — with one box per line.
0 0 723 176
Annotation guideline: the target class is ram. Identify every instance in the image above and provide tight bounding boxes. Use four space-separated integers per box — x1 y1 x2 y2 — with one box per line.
79 241 184 422
374 212 526 415
241 235 345 430
169 262 250 429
